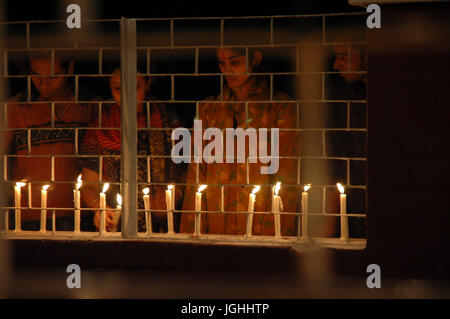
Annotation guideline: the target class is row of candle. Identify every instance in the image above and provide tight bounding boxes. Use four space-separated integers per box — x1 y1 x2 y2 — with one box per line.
192 181 348 241
12 176 177 234
246 182 348 241
12 179 349 240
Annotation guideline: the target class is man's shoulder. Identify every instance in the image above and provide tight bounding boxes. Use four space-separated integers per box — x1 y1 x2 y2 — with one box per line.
6 92 31 121
7 91 27 104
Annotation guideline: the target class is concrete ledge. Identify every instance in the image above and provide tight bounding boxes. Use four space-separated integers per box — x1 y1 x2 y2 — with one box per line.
9 237 302 273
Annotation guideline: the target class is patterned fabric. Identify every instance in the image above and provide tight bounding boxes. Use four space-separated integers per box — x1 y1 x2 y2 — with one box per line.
79 101 181 233
6 91 97 222
180 77 299 236
13 126 76 151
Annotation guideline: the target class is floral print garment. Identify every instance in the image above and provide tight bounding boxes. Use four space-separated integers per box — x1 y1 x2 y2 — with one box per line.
180 77 299 236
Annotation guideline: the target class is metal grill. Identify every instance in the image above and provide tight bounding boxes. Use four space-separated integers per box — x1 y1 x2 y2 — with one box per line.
0 13 367 248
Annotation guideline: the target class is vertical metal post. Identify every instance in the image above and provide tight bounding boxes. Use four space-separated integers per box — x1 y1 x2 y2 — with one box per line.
120 18 138 238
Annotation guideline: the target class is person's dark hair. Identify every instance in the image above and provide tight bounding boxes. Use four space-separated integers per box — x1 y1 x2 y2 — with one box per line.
104 62 154 100
24 50 74 73
20 50 75 100
218 47 263 73
102 51 154 75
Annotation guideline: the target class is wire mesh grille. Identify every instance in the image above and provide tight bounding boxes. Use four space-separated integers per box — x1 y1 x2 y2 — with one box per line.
0 13 367 247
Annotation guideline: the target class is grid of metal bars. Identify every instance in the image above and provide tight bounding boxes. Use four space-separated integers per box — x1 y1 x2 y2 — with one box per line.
0 13 367 248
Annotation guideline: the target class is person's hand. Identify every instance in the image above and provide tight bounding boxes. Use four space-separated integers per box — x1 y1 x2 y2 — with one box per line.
93 207 118 231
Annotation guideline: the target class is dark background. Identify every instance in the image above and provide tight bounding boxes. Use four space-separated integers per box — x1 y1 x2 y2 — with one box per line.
3 0 362 21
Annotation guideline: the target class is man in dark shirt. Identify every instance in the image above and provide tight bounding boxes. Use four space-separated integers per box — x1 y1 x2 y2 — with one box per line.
327 44 366 101
325 44 367 239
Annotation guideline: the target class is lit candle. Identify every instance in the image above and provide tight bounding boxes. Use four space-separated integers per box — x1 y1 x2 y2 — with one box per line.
301 184 311 240
113 193 122 232
246 185 260 238
195 185 207 236
40 184 50 232
99 183 109 234
14 182 26 232
166 184 175 234
272 182 283 239
337 183 348 241
74 174 82 233
116 194 122 210
143 187 152 235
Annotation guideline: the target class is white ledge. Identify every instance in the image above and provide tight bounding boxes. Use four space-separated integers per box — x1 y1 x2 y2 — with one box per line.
2 230 367 250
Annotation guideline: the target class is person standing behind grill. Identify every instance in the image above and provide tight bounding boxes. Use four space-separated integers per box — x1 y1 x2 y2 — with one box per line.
327 44 366 100
179 47 299 236
326 44 367 239
4 50 98 231
79 66 183 233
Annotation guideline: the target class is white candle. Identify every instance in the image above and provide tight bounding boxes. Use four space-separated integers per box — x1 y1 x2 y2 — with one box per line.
166 184 175 234
337 183 348 241
113 193 122 232
14 182 26 232
40 185 49 232
195 185 207 236
74 174 82 233
246 185 260 238
52 210 56 234
143 187 152 235
301 184 311 240
99 183 109 234
272 182 283 239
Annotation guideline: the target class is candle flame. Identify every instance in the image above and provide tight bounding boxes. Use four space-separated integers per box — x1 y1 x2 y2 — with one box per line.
273 182 281 195
168 184 174 190
16 182 26 188
143 187 149 195
102 183 110 194
116 193 122 206
337 183 345 194
304 184 311 192
252 185 261 194
76 174 82 190
197 185 207 193
42 185 50 191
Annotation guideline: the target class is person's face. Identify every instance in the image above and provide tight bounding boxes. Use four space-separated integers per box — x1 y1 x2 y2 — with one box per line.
110 70 150 108
217 48 251 89
332 45 364 83
29 58 71 99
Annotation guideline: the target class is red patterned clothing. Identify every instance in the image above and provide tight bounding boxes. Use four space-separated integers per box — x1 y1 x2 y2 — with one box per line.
79 102 182 232
6 91 97 222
